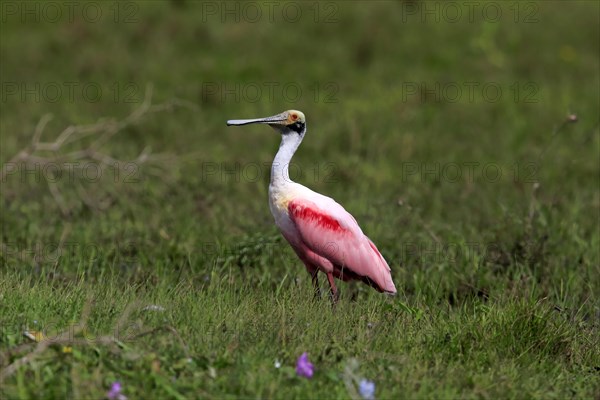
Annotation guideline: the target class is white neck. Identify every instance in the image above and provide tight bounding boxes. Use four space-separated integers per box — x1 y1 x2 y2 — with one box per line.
270 132 304 188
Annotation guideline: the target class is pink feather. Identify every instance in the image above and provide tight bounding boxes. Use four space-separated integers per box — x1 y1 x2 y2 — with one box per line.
287 197 397 294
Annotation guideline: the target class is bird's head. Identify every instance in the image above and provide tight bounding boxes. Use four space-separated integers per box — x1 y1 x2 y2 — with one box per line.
227 110 306 135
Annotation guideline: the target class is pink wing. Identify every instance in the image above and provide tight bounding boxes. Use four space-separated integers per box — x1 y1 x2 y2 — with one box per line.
288 196 397 293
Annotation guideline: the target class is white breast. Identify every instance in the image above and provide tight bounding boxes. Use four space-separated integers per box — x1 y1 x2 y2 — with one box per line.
268 182 307 239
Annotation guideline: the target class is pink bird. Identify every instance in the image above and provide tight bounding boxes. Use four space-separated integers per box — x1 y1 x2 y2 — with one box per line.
227 110 397 302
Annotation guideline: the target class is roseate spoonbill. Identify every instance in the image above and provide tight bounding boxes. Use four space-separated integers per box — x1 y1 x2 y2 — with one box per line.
227 110 397 302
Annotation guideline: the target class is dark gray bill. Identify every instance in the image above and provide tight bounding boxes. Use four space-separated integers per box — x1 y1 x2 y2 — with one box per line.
226 112 287 126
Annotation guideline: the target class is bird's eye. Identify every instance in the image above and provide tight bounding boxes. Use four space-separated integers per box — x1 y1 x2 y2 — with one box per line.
291 114 298 120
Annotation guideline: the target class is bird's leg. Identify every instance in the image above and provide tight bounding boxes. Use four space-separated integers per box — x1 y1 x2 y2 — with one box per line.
310 269 321 299
326 272 340 305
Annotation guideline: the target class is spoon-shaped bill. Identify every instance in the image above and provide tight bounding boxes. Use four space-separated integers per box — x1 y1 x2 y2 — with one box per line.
226 112 288 126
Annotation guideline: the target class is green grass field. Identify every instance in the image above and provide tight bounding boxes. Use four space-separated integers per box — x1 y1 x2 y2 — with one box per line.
1 1 599 398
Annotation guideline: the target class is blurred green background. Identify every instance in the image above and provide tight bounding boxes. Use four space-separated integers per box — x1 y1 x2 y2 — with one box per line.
1 1 599 398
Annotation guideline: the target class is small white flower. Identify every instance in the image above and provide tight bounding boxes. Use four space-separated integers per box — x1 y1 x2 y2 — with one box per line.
274 359 281 368
142 305 165 312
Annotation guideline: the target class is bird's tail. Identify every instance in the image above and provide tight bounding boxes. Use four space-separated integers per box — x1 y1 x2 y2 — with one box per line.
366 238 398 294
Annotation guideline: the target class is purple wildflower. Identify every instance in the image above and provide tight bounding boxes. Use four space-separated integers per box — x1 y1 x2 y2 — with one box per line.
107 381 127 400
295 352 314 378
358 379 375 400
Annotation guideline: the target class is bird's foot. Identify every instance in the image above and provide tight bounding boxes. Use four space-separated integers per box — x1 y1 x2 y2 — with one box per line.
312 287 322 301
330 290 340 308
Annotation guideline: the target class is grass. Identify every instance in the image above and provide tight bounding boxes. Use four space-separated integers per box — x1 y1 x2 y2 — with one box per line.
1 1 599 398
